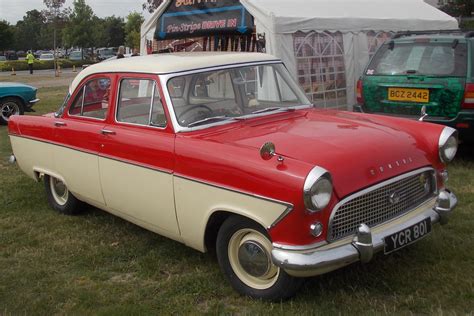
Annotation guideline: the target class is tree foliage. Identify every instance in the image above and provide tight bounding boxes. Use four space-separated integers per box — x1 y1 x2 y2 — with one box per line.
142 0 164 13
63 0 96 49
125 12 144 49
13 10 45 50
0 20 15 51
440 0 473 17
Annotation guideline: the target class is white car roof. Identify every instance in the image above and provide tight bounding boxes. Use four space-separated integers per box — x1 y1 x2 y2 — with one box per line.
69 52 279 93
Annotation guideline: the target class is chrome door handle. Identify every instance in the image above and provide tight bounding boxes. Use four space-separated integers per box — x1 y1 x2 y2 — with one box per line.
54 121 66 127
101 129 116 135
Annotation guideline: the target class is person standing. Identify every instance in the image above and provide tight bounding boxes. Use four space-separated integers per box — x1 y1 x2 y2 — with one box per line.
131 48 140 57
26 51 35 74
117 46 125 59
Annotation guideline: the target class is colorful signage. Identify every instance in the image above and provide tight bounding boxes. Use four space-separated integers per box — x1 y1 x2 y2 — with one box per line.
154 0 254 40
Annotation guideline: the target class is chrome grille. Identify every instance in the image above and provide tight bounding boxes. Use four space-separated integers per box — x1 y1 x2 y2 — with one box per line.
328 168 436 241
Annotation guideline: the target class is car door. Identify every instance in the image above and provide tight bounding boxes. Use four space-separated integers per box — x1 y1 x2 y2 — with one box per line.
53 74 115 206
98 74 179 238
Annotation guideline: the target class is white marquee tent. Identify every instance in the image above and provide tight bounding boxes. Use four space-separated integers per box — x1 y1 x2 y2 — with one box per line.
141 0 458 109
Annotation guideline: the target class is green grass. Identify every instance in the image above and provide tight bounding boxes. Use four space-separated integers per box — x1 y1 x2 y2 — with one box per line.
1 85 474 314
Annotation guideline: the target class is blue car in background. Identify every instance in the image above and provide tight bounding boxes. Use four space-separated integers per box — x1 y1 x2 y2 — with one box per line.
0 82 39 125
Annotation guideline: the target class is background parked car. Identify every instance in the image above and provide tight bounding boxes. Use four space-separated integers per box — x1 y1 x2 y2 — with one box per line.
68 51 83 61
5 51 18 60
0 82 39 125
0 56 6 62
39 53 55 61
355 30 474 143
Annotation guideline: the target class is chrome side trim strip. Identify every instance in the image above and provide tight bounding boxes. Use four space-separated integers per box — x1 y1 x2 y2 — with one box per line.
8 135 173 175
173 173 293 227
327 167 437 242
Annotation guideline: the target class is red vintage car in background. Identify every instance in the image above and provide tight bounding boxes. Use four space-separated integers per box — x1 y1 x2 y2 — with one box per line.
8 53 458 300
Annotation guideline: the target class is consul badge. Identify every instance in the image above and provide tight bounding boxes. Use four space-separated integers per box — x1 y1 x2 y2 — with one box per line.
370 157 413 176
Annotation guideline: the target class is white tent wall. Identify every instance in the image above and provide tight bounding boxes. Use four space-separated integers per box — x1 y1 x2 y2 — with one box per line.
240 0 458 109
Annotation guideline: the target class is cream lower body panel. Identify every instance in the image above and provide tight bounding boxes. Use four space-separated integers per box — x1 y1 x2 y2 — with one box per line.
10 136 55 181
174 176 289 252
10 136 289 254
98 157 180 238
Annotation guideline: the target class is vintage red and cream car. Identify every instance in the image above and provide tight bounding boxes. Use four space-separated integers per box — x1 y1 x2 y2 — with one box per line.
8 53 458 300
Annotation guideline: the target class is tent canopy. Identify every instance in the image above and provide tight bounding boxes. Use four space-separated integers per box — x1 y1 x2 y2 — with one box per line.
240 0 458 33
141 0 459 109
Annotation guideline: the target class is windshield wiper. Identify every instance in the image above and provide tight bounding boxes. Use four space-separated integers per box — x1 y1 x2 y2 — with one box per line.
187 116 234 128
251 107 296 115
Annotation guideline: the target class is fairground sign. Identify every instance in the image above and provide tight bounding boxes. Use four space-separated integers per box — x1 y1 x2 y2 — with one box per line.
154 0 254 40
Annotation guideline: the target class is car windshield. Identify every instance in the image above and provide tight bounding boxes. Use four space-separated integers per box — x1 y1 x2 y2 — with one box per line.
367 41 467 76
167 63 312 128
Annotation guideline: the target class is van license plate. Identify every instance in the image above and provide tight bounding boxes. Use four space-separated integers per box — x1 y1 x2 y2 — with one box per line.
384 218 431 254
388 88 429 103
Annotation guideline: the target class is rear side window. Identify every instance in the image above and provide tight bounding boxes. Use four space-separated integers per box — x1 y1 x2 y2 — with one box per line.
69 77 111 119
367 42 467 77
116 78 167 127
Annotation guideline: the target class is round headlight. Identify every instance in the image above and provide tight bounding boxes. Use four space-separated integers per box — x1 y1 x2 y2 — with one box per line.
439 127 458 163
304 167 333 212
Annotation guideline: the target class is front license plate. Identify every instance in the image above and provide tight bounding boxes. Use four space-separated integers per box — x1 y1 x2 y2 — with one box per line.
384 218 432 254
388 88 429 103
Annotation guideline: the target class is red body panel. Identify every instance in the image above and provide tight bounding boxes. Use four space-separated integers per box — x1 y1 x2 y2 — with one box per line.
7 72 446 248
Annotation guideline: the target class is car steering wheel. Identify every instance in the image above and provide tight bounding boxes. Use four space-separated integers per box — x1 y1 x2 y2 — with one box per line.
178 104 213 125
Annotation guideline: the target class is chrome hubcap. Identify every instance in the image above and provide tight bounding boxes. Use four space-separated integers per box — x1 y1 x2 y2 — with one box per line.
50 177 68 206
0 102 20 121
238 241 270 278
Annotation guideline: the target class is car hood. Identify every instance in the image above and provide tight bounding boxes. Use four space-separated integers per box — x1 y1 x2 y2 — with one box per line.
0 82 35 89
196 109 437 198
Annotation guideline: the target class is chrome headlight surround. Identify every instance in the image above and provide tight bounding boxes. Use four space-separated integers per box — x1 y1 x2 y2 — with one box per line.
438 127 458 164
304 166 333 213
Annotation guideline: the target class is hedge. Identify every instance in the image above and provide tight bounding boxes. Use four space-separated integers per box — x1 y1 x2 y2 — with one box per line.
0 59 97 72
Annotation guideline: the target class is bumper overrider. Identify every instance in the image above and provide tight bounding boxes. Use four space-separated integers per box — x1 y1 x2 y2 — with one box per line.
271 189 457 277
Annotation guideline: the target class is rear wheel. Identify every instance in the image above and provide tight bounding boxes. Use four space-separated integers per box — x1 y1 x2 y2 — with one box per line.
0 97 24 125
44 175 82 215
216 215 303 300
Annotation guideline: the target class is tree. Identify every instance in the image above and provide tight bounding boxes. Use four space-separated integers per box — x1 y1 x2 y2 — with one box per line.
63 0 96 51
125 12 144 49
0 20 14 51
14 10 45 51
43 0 70 49
103 16 125 47
440 0 473 17
142 0 164 13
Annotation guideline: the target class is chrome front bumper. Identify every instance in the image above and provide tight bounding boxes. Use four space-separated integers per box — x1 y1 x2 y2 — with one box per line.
271 189 457 277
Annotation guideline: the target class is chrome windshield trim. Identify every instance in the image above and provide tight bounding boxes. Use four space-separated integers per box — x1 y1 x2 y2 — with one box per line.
327 167 437 242
158 61 311 133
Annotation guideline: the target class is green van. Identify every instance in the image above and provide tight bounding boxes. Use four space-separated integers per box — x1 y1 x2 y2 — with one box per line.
355 31 474 143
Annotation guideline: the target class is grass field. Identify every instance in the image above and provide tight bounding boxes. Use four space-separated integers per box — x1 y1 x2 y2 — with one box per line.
0 82 473 314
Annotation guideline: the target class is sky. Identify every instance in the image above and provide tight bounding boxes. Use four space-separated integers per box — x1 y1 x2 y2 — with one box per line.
0 0 151 24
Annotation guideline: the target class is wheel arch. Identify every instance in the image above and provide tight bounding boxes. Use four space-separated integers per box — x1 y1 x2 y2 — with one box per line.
0 95 27 107
204 210 269 254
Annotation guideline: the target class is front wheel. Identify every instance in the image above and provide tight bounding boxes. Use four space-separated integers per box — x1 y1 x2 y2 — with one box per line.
0 97 24 125
216 215 303 300
44 174 82 215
